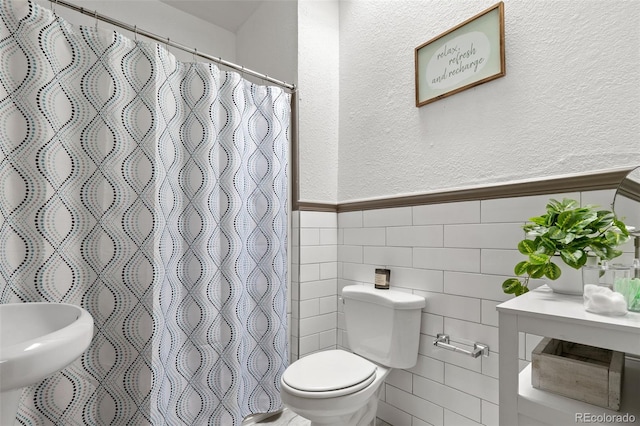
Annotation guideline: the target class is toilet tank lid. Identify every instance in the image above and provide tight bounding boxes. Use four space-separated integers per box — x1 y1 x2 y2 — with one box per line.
342 285 425 309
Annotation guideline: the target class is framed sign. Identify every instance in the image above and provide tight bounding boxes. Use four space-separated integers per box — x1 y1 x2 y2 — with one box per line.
415 2 505 107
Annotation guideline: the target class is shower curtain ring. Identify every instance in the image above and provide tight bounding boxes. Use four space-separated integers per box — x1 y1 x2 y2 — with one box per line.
51 0 60 18
133 25 138 42
193 48 198 62
94 10 99 29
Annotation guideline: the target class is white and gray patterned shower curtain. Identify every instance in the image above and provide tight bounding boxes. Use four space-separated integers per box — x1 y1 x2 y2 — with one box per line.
0 1 289 425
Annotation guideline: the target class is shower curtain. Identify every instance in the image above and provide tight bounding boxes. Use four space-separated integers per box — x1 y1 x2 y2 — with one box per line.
0 1 290 425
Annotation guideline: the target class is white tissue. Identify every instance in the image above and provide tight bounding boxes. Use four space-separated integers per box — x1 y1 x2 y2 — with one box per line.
583 284 628 316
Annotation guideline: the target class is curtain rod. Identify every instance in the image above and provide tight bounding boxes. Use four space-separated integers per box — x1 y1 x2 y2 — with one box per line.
49 0 296 92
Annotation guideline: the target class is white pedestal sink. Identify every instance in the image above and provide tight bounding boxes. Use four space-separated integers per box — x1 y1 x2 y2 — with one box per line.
0 303 94 425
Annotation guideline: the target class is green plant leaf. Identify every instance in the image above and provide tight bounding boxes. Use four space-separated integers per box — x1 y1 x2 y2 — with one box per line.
517 285 530 296
514 261 529 276
597 210 614 221
614 218 629 237
605 230 627 246
523 224 548 237
518 239 537 255
502 278 522 294
576 253 589 267
561 198 579 210
528 263 546 278
608 248 623 259
562 232 576 244
556 211 574 230
575 212 597 229
546 199 563 213
547 226 566 240
528 253 550 265
544 262 562 280
528 216 547 226
559 249 583 269
589 243 608 260
538 236 556 254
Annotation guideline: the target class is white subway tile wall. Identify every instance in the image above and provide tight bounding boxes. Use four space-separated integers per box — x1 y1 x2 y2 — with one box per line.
296 211 338 357
290 211 299 362
294 190 618 426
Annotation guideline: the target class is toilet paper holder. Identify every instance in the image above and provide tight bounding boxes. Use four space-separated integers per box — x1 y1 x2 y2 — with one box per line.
433 333 490 358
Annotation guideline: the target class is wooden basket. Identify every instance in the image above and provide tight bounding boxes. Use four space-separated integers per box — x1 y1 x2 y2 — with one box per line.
531 337 624 410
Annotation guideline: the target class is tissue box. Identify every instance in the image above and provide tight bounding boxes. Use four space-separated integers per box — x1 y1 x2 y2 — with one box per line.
532 338 624 410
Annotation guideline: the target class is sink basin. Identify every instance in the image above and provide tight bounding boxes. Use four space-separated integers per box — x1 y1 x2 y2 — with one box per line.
0 302 94 425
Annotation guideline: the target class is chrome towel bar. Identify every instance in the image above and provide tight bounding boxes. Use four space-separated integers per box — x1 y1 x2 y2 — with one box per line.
433 333 490 358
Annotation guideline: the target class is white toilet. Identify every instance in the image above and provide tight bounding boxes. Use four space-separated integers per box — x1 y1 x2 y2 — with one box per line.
280 285 426 426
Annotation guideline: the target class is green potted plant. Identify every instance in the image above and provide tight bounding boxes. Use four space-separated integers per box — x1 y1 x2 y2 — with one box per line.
502 198 629 296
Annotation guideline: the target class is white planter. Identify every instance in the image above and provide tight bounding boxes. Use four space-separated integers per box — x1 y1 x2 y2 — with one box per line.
546 257 584 295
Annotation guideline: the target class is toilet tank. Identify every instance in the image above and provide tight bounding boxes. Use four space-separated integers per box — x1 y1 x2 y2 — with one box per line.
342 285 426 369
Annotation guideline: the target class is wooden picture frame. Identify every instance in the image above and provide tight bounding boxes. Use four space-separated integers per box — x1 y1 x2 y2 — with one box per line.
415 2 505 107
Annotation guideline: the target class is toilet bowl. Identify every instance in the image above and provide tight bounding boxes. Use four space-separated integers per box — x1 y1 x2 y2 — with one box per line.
280 285 425 426
281 349 390 425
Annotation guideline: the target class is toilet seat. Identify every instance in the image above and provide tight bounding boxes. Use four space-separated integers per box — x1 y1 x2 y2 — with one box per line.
282 350 377 398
